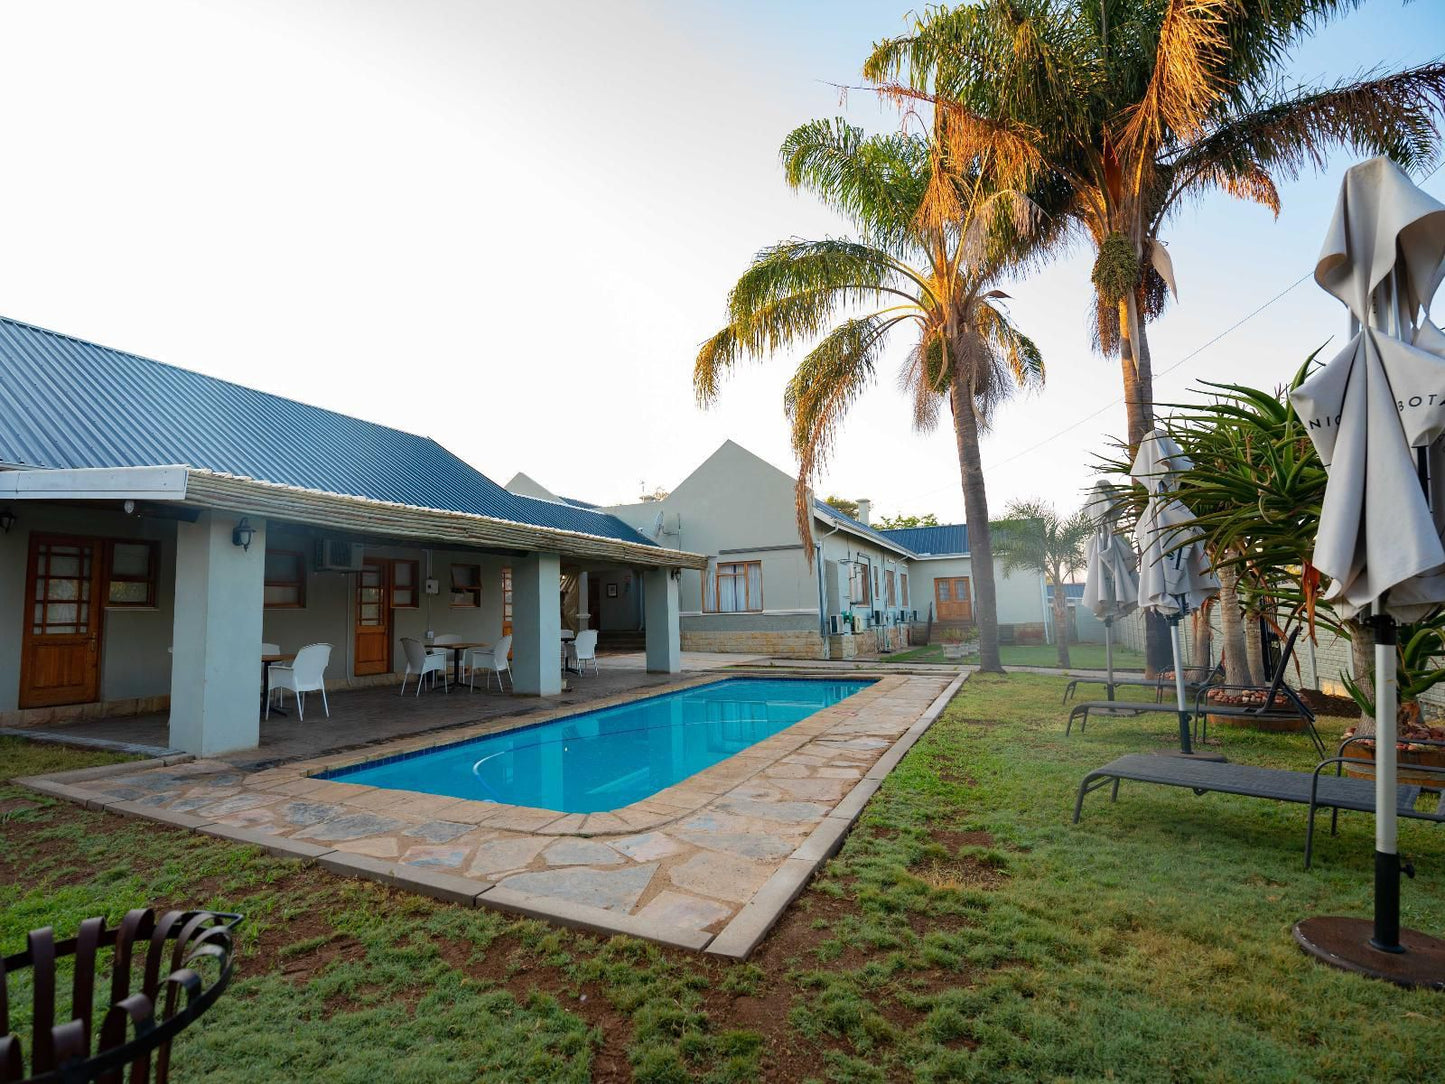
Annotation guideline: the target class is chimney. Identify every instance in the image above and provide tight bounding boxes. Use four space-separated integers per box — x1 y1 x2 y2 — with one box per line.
856 498 871 525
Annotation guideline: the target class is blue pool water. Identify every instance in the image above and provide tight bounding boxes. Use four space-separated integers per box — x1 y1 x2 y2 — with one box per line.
321 678 871 813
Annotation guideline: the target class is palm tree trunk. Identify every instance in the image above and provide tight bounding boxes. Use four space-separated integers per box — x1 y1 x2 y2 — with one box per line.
1126 309 1172 675
1052 581 1071 668
1347 617 1376 736
1243 611 1265 685
1190 602 1213 671
950 372 1003 673
1216 562 1252 685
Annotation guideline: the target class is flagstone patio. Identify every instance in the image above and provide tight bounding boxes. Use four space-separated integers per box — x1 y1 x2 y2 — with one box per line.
21 671 961 957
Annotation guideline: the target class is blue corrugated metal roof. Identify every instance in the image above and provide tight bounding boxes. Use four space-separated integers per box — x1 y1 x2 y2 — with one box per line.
814 500 918 556
876 523 968 555
0 316 655 546
1062 583 1085 599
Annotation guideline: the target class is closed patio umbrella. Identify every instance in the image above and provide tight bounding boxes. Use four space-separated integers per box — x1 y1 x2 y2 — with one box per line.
1289 155 1445 985
1081 482 1138 699
1132 430 1219 756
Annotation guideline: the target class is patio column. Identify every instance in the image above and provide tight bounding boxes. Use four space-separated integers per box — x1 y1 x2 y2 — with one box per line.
575 571 589 631
168 511 266 756
643 566 680 673
512 551 562 696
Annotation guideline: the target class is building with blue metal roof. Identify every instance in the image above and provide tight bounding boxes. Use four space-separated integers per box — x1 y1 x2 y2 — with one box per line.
0 315 701 755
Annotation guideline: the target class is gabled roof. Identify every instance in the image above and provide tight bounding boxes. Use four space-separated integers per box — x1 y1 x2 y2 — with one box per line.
0 316 654 547
814 500 917 558
877 523 968 556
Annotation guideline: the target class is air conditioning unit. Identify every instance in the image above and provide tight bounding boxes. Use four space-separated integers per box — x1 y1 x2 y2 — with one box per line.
315 538 364 572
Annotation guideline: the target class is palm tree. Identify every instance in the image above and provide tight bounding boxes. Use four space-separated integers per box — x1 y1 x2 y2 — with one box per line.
994 500 1091 667
865 0 1445 451
865 0 1445 673
695 118 1059 672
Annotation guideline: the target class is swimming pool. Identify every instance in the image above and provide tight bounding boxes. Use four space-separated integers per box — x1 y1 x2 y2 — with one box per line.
320 677 872 813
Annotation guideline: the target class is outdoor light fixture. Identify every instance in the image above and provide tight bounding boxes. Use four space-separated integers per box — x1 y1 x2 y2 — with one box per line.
0 508 13 534
231 517 256 552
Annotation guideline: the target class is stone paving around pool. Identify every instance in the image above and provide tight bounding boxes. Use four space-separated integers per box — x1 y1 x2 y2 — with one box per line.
23 672 960 957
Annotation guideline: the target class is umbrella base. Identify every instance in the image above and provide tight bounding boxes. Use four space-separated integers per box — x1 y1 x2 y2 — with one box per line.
1293 917 1445 990
1153 749 1228 763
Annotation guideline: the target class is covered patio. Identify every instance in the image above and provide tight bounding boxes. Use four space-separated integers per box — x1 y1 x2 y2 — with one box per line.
2 466 709 759
12 653 760 768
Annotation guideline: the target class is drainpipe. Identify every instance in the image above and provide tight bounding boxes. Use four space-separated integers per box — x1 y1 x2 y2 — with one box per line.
816 519 844 639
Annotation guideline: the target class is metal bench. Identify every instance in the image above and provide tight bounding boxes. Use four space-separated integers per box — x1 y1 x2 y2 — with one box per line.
1073 752 1445 867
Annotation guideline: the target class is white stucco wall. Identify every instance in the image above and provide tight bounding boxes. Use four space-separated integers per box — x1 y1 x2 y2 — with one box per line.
0 503 520 715
908 555 1046 627
0 503 179 712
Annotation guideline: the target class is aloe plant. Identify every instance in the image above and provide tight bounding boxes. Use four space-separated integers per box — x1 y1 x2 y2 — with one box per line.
1341 613 1445 719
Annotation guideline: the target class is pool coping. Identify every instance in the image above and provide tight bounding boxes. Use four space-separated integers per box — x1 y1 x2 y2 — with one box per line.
18 670 966 958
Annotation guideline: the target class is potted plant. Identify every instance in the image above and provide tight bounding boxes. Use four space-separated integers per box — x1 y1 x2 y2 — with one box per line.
1341 613 1445 786
940 627 978 661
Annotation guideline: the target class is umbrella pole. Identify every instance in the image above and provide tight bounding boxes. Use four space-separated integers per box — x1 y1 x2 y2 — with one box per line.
1371 614 1402 953
1169 614 1192 755
1104 618 1115 701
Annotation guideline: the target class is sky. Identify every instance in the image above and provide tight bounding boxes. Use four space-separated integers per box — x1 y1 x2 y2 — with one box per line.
1 0 1443 523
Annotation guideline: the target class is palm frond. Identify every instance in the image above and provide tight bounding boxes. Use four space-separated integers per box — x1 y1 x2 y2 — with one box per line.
693 239 923 406
898 329 947 433
1121 0 1241 151
780 118 930 253
1172 64 1445 183
786 314 906 548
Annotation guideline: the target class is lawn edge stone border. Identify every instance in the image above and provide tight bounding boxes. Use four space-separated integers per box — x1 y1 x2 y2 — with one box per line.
704 670 968 960
17 671 967 957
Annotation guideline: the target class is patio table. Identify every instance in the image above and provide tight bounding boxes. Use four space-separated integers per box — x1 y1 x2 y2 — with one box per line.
434 641 489 685
262 652 295 717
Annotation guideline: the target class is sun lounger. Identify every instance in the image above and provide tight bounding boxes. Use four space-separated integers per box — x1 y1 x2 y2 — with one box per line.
1062 660 1221 704
1072 751 1445 867
1067 630 1322 756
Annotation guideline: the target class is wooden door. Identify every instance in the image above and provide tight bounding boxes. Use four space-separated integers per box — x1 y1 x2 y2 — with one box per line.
354 558 391 675
19 535 104 708
934 577 972 622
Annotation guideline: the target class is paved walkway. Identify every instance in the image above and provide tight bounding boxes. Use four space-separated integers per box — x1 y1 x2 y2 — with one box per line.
25 672 958 956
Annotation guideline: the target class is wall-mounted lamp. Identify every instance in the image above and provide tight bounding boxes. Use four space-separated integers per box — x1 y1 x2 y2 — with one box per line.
669 567 682 582
0 508 14 534
232 517 256 552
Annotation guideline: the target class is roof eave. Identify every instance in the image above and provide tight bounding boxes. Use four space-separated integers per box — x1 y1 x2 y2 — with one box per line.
181 471 708 568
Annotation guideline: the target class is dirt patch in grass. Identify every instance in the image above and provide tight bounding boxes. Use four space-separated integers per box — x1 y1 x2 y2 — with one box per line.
931 828 995 850
912 855 1008 892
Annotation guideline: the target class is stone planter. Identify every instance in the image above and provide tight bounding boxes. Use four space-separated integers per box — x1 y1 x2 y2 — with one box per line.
1342 742 1445 789
1204 691 1306 733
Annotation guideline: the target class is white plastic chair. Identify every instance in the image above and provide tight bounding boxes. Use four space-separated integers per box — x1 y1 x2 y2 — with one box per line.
261 643 281 709
566 630 599 676
400 637 449 696
466 635 512 692
266 643 332 720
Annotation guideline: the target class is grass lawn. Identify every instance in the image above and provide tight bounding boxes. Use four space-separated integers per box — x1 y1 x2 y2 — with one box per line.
887 642 1149 670
2 679 1442 1082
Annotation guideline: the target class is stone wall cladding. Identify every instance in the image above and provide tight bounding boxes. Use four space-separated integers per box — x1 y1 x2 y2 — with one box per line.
680 630 826 659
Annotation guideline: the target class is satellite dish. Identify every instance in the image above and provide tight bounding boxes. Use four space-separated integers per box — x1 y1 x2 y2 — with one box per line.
652 510 666 538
